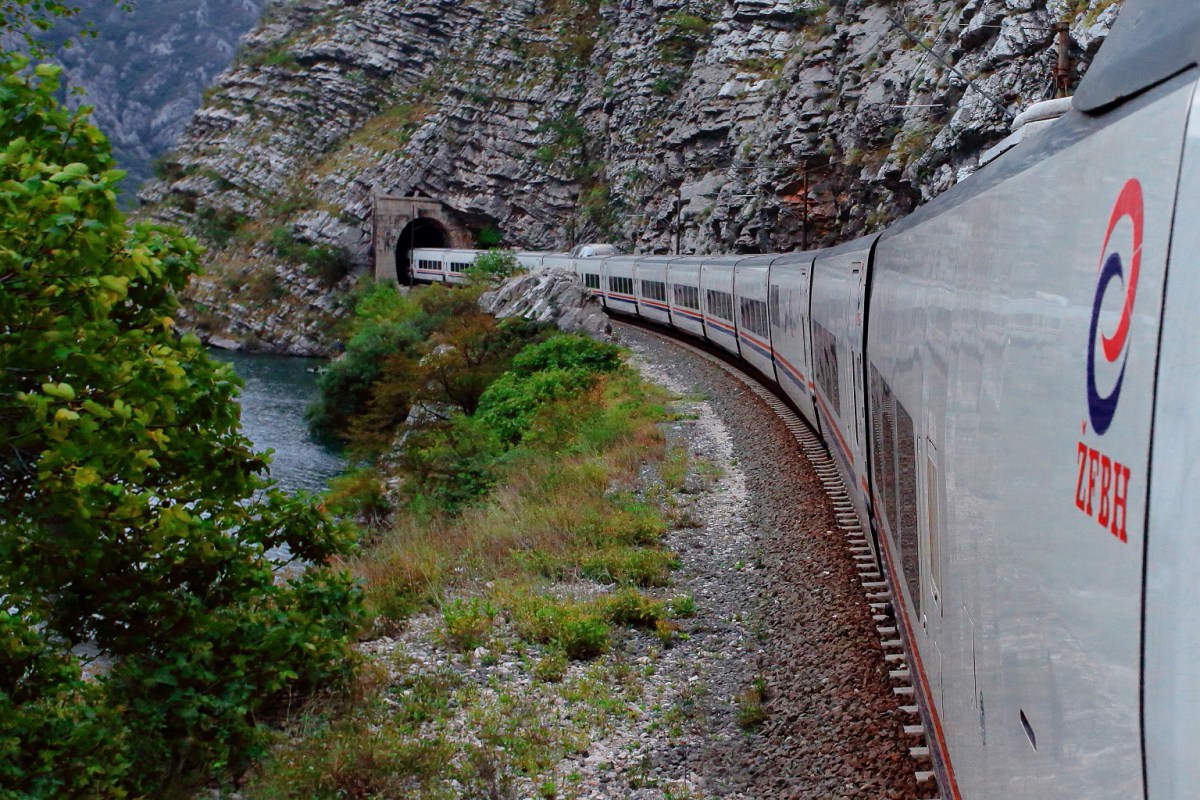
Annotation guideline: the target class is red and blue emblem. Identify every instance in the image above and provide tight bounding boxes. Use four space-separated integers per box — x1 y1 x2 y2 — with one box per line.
1087 179 1143 436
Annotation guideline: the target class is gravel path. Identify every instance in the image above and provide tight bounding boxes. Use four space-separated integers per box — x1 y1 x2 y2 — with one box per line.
611 322 924 800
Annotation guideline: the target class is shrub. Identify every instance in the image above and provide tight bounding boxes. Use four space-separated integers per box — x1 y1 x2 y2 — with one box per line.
510 334 622 375
598 588 666 629
441 597 497 652
466 249 521 283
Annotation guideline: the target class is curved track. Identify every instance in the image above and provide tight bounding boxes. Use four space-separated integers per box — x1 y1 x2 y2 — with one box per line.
617 319 943 800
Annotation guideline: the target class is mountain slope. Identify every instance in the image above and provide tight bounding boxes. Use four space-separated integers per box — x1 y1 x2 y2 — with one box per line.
138 0 1122 355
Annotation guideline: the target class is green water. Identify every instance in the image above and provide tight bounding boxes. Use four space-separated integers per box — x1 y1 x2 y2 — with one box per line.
209 349 345 493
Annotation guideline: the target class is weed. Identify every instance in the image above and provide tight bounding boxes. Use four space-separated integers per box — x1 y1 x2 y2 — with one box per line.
533 650 569 682
736 676 769 729
599 587 667 628
441 597 496 652
667 595 697 618
582 546 677 587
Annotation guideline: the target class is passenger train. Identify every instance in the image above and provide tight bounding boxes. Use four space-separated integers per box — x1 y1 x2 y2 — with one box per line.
406 3 1199 797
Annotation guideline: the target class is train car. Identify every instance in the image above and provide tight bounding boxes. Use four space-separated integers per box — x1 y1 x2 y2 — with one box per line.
698 256 741 356
633 257 672 326
515 251 546 271
767 252 819 430
600 255 638 316
809 237 876 530
732 255 777 383
665 257 705 339
575 256 604 298
863 3 1198 797
409 247 451 283
539 254 575 271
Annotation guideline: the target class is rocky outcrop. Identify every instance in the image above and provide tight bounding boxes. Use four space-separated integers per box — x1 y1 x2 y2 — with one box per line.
480 268 613 341
138 0 1123 354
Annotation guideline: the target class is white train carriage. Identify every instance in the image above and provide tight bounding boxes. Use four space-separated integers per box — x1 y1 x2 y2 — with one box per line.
575 257 604 299
665 257 705 338
766 253 819 430
698 256 742 356
732 255 777 382
407 248 480 284
600 255 639 316
633 257 672 326
864 6 1197 795
514 251 546 271
539 254 575 272
809 238 875 530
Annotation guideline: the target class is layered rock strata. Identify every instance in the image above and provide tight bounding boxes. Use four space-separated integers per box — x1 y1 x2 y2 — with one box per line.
139 0 1122 354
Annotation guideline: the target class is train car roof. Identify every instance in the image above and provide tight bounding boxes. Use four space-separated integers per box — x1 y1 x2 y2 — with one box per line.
1074 0 1200 113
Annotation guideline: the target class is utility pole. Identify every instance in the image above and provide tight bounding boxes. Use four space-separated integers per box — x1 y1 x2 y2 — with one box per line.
674 185 683 255
1054 22 1071 98
801 163 809 251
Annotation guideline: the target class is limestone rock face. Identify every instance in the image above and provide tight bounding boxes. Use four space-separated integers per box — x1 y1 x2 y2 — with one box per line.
480 269 613 342
138 0 1123 354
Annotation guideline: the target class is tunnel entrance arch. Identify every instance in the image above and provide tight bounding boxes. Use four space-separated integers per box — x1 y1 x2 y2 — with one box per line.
395 218 450 285
372 194 474 285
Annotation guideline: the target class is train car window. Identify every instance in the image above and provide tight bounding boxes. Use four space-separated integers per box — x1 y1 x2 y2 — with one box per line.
868 365 889 530
640 280 667 302
769 285 780 329
812 322 842 417
584 273 601 290
706 289 734 321
739 298 769 337
608 276 633 295
450 262 471 274
926 448 942 608
895 402 921 618
673 284 699 310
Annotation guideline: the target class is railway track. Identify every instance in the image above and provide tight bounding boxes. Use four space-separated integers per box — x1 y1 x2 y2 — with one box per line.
616 319 943 800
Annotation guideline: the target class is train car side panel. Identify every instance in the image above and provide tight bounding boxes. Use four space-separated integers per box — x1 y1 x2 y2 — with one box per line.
700 258 740 356
768 254 819 430
733 256 776 380
635 257 672 326
810 240 874 530
667 258 704 338
603 256 638 316
1143 75 1200 800
870 75 1194 800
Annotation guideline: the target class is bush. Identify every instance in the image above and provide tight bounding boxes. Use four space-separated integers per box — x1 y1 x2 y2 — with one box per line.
441 598 497 652
510 334 622 375
0 607 131 798
598 588 666 629
466 249 520 283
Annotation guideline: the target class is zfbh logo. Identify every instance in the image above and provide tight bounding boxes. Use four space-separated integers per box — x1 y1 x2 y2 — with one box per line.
1087 178 1143 436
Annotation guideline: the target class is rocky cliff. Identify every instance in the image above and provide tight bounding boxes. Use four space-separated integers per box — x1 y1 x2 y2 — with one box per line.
138 0 1122 355
42 0 265 197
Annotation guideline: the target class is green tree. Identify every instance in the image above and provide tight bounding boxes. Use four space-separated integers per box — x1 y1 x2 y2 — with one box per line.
0 54 362 796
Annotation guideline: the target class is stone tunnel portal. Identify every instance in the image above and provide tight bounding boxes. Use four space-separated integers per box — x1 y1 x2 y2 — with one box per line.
372 194 474 285
395 218 449 285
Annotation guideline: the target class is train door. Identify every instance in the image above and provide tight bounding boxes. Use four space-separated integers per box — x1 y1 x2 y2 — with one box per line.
848 261 868 457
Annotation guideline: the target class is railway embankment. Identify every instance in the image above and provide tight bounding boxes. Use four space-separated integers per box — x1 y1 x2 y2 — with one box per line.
242 267 922 797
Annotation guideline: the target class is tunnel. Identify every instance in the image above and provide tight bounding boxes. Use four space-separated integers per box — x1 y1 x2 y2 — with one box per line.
395 217 450 285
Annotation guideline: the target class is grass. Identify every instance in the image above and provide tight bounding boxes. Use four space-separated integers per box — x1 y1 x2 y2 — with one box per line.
244 344 717 796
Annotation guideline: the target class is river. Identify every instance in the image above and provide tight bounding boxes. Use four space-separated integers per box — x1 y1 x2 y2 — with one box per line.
209 349 345 494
